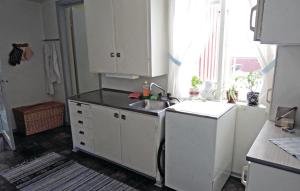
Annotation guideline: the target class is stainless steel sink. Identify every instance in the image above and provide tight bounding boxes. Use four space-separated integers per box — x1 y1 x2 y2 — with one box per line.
129 100 169 111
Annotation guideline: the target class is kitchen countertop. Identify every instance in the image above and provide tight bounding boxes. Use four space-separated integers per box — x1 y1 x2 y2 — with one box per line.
166 100 235 119
247 120 300 174
68 89 164 116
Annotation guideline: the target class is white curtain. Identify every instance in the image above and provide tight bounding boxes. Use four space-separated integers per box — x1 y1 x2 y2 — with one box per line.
224 0 276 107
248 0 276 108
168 0 210 98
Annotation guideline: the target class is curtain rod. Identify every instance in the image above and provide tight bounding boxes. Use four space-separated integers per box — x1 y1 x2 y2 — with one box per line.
42 38 60 42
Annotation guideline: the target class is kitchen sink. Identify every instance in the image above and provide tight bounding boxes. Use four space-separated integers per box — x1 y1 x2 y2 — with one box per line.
129 100 170 111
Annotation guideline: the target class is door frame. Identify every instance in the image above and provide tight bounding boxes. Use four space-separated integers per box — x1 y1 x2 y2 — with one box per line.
56 0 101 124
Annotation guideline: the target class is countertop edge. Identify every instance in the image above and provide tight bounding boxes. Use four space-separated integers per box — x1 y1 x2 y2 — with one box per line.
68 99 161 117
166 104 235 119
246 120 300 175
246 156 300 175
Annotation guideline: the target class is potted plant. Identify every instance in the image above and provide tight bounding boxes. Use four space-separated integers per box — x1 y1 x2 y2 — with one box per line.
244 72 261 106
226 86 238 103
225 76 241 103
190 76 202 97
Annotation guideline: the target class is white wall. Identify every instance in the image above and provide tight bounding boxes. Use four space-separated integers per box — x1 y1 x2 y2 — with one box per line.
72 5 99 93
41 0 66 102
41 0 59 39
102 75 168 94
270 46 300 125
231 104 267 177
0 0 52 109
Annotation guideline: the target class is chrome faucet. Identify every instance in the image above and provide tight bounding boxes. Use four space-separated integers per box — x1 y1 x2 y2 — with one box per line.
149 83 166 96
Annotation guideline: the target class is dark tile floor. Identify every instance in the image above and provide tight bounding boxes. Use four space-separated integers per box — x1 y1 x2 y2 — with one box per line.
0 127 245 191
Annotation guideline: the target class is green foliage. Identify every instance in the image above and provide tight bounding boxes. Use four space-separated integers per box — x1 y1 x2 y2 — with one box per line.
191 76 202 88
244 72 261 92
227 86 237 100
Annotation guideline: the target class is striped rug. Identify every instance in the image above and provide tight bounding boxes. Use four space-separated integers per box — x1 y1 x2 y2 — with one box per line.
0 152 137 191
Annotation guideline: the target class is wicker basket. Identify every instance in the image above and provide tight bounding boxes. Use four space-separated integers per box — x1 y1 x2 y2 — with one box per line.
13 101 64 136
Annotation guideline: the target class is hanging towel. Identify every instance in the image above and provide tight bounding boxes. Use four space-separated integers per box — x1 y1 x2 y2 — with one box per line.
21 47 34 61
43 42 62 96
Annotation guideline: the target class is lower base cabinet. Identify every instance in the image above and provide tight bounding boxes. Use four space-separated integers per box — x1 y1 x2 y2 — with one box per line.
91 105 122 164
69 101 160 179
243 162 300 191
121 110 157 177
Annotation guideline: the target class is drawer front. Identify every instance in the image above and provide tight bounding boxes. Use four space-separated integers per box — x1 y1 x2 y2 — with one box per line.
70 113 91 130
74 128 94 153
69 101 91 118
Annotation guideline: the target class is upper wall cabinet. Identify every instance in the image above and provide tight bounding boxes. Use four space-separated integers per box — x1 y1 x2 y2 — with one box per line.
250 0 300 44
84 0 169 77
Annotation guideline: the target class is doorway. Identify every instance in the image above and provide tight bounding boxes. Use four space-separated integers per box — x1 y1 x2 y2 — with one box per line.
57 1 99 98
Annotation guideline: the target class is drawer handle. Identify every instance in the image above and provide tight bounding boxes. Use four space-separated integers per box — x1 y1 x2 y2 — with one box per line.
76 103 81 106
80 142 85 146
79 131 84 135
78 120 83 124
114 113 119 118
77 110 82 114
121 115 126 120
117 53 121 58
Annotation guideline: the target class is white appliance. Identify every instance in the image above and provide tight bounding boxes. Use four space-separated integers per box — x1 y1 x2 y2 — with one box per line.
165 101 236 191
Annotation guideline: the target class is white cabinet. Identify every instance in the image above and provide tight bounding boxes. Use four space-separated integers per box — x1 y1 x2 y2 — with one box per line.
69 101 95 153
84 0 168 76
165 107 236 191
243 162 300 191
68 100 160 179
251 0 300 44
84 0 117 73
91 105 122 164
120 110 157 177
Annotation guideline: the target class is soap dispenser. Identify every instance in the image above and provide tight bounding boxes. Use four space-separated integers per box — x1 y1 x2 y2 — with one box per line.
142 81 150 98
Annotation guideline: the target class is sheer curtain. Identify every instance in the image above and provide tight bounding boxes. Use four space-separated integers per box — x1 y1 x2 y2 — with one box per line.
168 0 210 98
224 0 276 108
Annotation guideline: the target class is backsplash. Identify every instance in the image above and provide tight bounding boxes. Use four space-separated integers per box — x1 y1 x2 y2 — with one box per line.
101 74 168 94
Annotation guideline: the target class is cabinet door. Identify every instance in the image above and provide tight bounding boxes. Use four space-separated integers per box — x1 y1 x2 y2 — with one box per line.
113 0 150 76
246 163 300 191
260 0 300 44
84 0 117 73
91 105 122 163
120 111 157 177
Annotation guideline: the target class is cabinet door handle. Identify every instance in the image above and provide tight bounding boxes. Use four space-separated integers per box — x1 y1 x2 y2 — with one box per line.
110 52 115 57
78 120 83 124
76 103 81 106
114 113 119 118
121 115 126 120
116 53 121 58
77 110 82 114
250 5 257 31
80 142 85 146
79 131 84 135
241 165 249 186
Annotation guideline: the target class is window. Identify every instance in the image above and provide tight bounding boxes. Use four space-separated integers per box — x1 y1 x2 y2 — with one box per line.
168 0 276 102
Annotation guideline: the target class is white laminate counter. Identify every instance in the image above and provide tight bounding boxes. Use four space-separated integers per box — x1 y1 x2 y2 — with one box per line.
247 120 300 174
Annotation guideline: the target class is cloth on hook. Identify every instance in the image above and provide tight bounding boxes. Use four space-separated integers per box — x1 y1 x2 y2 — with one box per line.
21 47 34 61
43 42 62 96
9 45 23 66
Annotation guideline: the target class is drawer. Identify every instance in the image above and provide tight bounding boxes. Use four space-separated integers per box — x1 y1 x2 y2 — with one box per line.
69 101 91 118
69 111 92 130
74 129 94 152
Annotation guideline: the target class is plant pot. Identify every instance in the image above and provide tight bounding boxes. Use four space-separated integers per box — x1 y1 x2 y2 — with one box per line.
226 91 238 103
247 91 259 106
189 87 200 97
